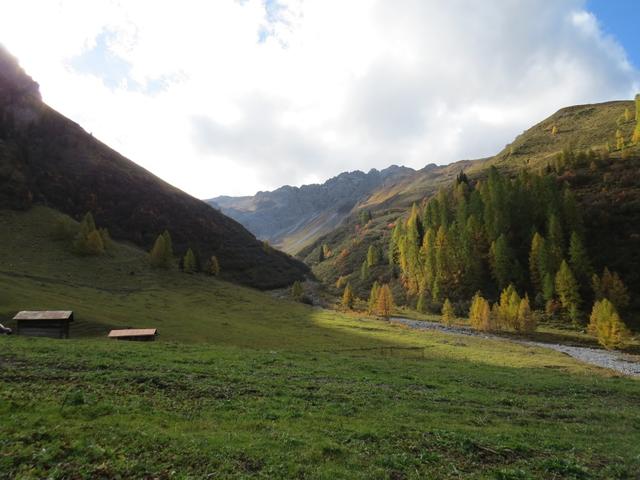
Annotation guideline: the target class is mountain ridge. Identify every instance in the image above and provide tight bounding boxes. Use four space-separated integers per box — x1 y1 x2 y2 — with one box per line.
208 165 415 252
0 45 308 289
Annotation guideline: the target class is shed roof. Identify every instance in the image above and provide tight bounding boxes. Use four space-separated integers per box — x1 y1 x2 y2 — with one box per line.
13 310 73 321
108 328 157 338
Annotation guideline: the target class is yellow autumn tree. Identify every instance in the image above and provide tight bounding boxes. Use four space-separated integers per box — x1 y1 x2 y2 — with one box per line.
588 299 631 350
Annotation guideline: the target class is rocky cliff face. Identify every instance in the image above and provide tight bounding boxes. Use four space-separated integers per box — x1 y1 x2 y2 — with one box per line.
209 165 415 253
0 45 308 289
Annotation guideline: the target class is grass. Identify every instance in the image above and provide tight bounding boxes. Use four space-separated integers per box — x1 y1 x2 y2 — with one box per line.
1 206 640 478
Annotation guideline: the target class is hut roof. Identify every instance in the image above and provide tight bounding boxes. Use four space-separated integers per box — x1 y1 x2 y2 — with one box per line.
13 310 73 321
108 328 157 338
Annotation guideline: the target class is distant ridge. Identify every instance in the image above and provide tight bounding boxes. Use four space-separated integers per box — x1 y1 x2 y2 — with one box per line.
208 165 415 253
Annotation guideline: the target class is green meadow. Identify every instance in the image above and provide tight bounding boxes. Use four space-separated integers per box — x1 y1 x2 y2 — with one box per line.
1 207 639 479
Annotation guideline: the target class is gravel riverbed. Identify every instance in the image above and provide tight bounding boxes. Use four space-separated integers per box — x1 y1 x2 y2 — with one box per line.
391 317 640 377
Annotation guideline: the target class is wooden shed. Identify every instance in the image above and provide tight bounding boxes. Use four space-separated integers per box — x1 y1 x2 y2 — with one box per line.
13 311 74 338
108 328 158 342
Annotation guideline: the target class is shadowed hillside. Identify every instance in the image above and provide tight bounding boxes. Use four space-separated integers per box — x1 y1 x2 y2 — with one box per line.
0 46 308 289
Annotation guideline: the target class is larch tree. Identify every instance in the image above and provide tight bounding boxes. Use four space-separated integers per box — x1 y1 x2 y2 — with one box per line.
149 230 174 268
441 298 455 326
469 292 492 332
568 231 591 284
367 244 380 267
555 260 581 320
376 284 394 319
291 281 304 301
592 268 630 312
588 299 630 350
341 283 355 310
360 259 370 281
208 256 220 276
368 282 380 314
183 248 197 273
529 232 545 294
85 229 105 256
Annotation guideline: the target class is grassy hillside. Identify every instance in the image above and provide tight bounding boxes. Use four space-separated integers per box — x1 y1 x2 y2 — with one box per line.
2 206 640 478
0 46 307 289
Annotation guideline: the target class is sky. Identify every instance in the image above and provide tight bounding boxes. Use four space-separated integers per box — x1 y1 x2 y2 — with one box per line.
1 0 638 199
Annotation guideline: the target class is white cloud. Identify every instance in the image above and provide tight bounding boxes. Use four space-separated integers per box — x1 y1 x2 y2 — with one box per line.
1 0 638 197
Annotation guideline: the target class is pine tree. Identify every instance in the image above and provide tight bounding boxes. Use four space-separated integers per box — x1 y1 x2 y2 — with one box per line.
208 256 220 276
291 281 304 301
376 284 394 319
588 299 630 350
555 260 581 320
469 292 492 332
183 248 197 273
341 283 354 310
441 298 455 326
367 282 380 314
367 244 379 267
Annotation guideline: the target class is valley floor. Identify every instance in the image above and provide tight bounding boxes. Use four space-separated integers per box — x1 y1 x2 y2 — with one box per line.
1 207 639 478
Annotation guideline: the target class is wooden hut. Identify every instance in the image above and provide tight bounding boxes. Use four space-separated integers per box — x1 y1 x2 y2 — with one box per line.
108 328 157 342
13 311 74 338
